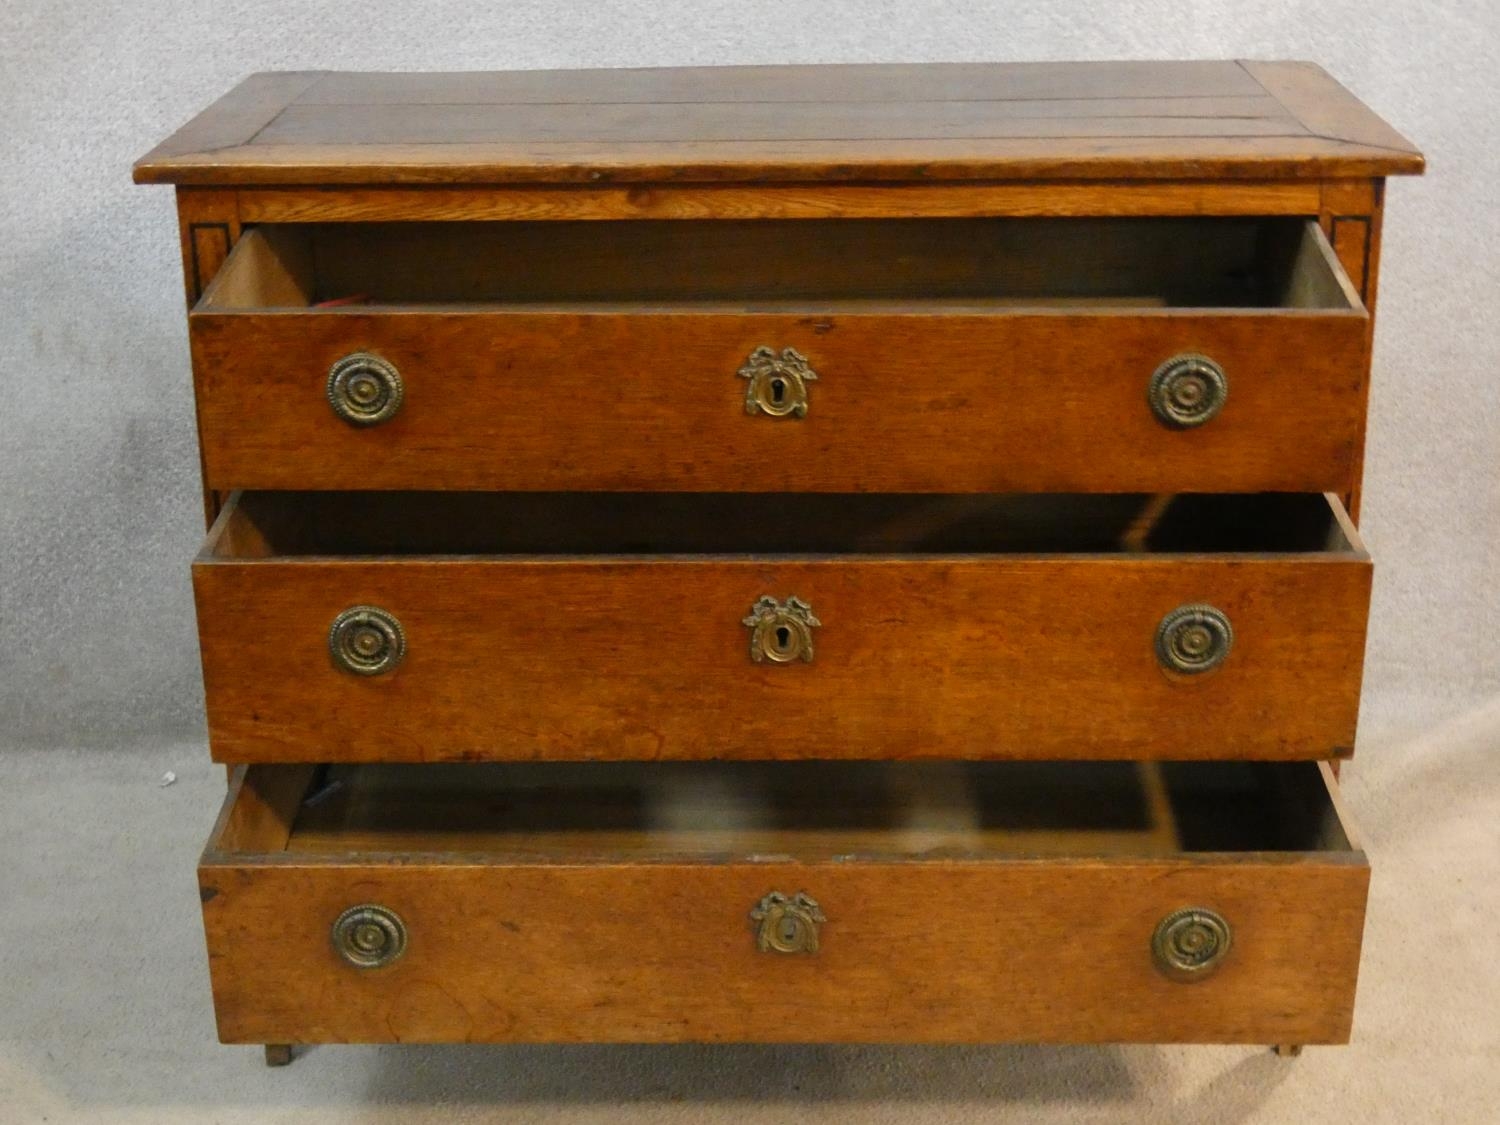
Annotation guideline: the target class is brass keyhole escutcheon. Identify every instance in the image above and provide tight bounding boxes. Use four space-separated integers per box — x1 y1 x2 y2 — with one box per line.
1155 604 1233 674
329 605 406 676
738 346 818 418
1148 353 1227 428
332 904 408 969
743 596 820 663
751 892 826 954
328 352 404 426
1152 907 1232 981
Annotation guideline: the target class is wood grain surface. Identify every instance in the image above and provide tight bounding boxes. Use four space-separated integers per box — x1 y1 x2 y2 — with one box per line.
281 759 1192 860
134 61 1423 185
193 492 1371 764
190 219 1368 494
231 180 1326 224
136 60 1412 1056
1317 178 1386 524
199 761 1367 1045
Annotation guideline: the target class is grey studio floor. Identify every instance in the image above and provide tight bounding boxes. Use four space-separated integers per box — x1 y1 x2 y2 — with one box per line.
2 693 1498 1125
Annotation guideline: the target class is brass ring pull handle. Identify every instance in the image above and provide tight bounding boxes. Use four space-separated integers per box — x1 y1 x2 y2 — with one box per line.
739 346 817 418
1149 353 1227 428
327 352 404 426
332 904 408 969
751 892 826 954
1152 906 1232 981
329 605 406 676
1155 604 1233 674
743 596 820 663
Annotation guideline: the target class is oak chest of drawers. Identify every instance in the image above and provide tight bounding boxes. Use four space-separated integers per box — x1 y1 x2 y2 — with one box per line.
136 60 1422 1065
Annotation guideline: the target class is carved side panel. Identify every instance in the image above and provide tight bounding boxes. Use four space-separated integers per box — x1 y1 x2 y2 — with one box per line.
175 188 242 523
177 187 242 305
1319 179 1386 524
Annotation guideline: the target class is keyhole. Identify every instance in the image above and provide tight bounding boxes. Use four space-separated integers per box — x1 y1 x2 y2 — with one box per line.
769 377 787 405
775 625 792 651
779 918 800 944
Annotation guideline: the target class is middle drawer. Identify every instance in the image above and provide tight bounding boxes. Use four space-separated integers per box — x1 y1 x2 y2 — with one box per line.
189 216 1369 494
194 491 1370 764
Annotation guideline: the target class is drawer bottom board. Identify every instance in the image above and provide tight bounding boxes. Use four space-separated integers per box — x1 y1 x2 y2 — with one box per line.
200 760 1367 1046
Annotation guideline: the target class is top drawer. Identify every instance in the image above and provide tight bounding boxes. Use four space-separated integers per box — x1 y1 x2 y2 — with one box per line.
190 217 1368 493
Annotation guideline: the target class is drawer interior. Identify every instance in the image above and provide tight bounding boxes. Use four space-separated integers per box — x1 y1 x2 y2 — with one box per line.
213 759 1358 862
205 490 1363 559
200 217 1359 311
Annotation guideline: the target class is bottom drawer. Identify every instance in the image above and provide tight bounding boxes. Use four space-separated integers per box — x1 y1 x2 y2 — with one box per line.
200 759 1367 1046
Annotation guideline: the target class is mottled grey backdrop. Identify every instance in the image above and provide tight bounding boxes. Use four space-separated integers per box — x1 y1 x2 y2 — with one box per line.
0 2 1492 750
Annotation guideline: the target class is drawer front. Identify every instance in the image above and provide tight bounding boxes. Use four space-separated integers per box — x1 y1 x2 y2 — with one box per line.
194 550 1371 766
200 762 1369 1047
191 309 1368 493
203 864 1367 1045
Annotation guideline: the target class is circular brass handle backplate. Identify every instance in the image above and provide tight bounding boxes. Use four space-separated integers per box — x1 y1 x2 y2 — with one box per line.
1152 906 1232 981
1149 353 1227 428
332 904 408 969
327 352 404 426
329 605 406 676
1155 603 1233 674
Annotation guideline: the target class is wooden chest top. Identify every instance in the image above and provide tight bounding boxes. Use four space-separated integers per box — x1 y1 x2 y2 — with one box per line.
134 60 1422 186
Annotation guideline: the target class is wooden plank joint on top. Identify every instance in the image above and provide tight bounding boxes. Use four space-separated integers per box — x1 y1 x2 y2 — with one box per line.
134 61 1424 187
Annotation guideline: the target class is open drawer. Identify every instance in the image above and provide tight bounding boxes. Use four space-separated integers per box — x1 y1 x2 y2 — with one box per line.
200 758 1369 1046
189 216 1369 494
193 490 1371 764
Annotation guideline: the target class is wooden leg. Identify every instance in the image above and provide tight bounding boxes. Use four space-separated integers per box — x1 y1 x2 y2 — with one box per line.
1273 1043 1304 1058
264 1043 294 1067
